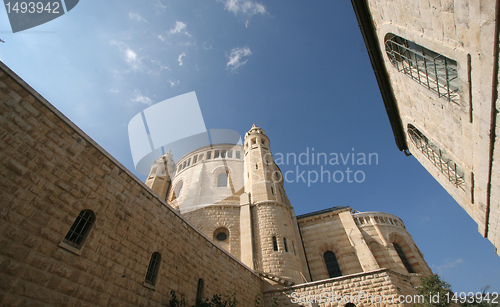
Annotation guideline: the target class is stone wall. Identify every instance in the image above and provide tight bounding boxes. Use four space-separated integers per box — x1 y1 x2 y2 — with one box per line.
488 16 500 256
366 0 499 254
252 203 305 284
353 212 432 275
298 210 364 280
183 205 241 259
0 62 263 306
263 269 420 307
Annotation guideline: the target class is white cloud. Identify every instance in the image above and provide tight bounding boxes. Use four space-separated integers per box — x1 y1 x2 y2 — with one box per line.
226 46 252 71
168 21 191 36
129 12 148 23
154 0 166 10
124 48 142 70
131 89 152 106
158 35 170 44
151 59 170 72
178 52 186 66
168 80 180 87
433 258 463 274
221 0 266 17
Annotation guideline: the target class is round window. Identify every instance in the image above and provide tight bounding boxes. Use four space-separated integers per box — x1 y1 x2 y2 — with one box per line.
216 232 227 241
213 227 229 242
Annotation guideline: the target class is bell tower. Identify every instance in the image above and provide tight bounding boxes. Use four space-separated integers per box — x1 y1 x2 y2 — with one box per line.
240 124 307 285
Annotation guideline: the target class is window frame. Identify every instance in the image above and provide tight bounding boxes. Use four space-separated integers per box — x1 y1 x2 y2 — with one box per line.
61 209 96 253
323 251 342 278
144 252 162 287
385 33 459 103
393 243 415 273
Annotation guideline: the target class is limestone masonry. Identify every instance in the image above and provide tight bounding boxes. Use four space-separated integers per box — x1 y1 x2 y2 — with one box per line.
351 0 500 256
1 59 431 307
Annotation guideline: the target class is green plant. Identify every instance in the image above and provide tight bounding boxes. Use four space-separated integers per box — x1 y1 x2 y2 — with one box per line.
168 290 187 307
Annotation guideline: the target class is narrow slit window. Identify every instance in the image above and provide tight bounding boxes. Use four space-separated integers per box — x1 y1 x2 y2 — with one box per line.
272 236 278 251
385 33 459 103
196 278 204 305
145 252 161 286
393 243 415 273
283 238 288 252
63 209 95 249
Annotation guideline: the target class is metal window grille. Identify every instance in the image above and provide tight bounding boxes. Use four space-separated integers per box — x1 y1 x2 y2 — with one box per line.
408 125 465 190
272 236 278 251
385 35 459 103
323 251 341 278
145 252 161 285
64 209 95 248
393 243 415 273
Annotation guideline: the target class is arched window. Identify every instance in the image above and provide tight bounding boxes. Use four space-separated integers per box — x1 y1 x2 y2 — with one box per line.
272 236 278 251
407 124 465 189
172 181 183 200
213 227 229 242
345 304 356 307
217 172 228 187
196 278 204 305
145 252 161 286
63 209 95 249
283 238 288 252
323 251 341 278
385 33 459 103
393 243 415 273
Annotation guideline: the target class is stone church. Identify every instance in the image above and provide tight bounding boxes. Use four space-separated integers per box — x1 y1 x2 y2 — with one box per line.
145 123 432 289
1 60 430 306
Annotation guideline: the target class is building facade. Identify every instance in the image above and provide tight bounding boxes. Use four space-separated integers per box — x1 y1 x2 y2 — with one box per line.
351 0 500 256
145 122 432 297
1 60 429 306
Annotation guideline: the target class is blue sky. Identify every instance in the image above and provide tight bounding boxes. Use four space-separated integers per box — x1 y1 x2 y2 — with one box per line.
1 0 499 294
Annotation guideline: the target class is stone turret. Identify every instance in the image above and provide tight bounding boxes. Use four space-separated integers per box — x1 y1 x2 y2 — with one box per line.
145 150 175 200
241 124 307 284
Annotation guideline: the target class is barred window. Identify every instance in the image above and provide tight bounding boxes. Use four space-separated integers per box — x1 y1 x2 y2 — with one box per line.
393 243 414 273
145 252 161 286
407 124 465 190
324 251 341 278
385 34 459 103
64 209 95 249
